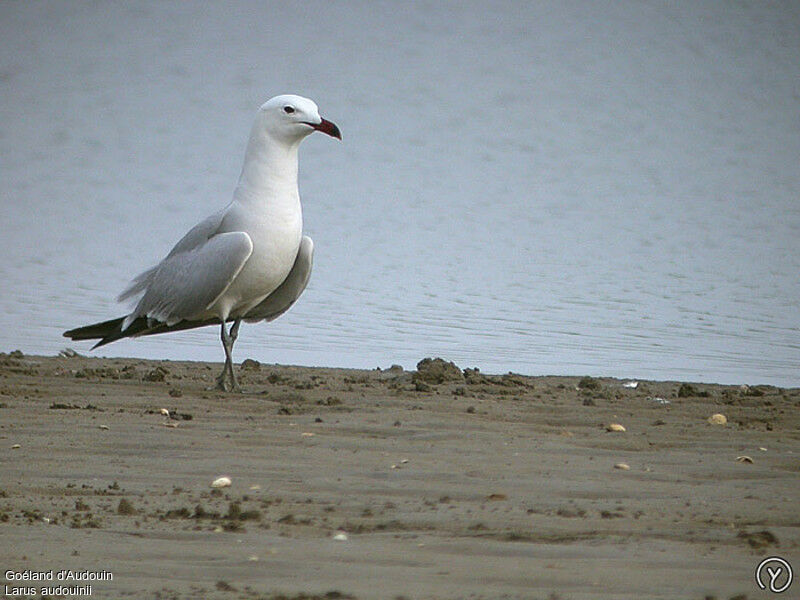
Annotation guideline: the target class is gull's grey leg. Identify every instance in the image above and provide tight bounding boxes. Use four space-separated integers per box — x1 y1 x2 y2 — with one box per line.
227 318 242 391
215 319 242 392
215 321 232 391
230 318 241 343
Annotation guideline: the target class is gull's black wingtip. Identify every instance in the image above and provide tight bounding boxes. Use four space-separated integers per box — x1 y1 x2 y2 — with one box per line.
61 317 127 343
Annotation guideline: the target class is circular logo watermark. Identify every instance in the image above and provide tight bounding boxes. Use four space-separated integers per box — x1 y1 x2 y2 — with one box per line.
755 556 793 594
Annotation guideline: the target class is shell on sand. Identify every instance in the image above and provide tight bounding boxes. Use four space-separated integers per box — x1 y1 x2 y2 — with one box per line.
211 476 232 488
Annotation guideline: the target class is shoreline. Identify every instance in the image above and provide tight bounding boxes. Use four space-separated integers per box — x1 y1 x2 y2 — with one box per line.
1 352 798 599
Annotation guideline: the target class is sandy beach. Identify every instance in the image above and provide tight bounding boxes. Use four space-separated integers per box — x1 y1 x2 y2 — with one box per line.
0 351 797 599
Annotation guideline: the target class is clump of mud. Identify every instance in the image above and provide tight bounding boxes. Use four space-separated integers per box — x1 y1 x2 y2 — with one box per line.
413 357 464 385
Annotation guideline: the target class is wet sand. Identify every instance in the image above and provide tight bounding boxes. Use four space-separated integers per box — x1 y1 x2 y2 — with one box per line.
1 351 798 599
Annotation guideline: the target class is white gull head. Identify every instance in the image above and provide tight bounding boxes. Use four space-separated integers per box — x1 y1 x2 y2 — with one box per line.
256 94 341 145
236 94 340 198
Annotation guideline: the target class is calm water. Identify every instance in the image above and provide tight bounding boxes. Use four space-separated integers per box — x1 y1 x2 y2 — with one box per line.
1 2 798 386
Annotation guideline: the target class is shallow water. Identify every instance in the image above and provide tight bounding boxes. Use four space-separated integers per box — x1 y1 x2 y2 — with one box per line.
1 2 798 385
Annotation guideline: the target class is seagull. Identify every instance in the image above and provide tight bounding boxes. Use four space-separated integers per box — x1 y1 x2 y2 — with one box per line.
64 95 341 391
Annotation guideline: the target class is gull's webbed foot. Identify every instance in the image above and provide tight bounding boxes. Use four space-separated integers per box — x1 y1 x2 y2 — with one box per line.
213 367 241 393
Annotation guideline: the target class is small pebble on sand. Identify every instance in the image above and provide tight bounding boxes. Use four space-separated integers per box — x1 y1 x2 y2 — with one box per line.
211 476 232 488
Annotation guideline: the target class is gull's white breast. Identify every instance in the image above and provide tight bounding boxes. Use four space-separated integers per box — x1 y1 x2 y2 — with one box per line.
209 196 303 319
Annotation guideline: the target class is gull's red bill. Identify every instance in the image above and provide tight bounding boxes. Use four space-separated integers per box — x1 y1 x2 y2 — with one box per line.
306 117 341 140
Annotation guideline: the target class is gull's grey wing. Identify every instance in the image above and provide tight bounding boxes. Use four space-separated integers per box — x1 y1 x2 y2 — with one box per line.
125 231 253 328
244 235 313 323
67 235 312 345
118 208 228 303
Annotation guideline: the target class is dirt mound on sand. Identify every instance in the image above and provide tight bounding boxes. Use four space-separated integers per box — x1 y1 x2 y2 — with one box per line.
413 357 464 384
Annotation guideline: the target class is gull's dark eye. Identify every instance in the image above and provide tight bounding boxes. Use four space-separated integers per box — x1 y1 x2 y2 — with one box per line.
283 106 295 114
